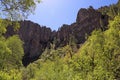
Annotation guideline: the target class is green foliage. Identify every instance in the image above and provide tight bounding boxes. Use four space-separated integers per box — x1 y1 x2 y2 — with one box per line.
0 19 11 35
6 35 24 68
70 15 120 80
0 0 40 69
23 58 74 80
0 0 40 80
0 37 11 69
0 0 120 80
0 0 41 20
0 69 22 80
98 0 120 19
0 35 24 70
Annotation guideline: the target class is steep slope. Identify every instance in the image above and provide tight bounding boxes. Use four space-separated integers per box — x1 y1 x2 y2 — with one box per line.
6 7 108 66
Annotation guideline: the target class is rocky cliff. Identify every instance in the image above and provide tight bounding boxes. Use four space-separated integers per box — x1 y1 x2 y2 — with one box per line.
56 7 108 47
6 7 109 66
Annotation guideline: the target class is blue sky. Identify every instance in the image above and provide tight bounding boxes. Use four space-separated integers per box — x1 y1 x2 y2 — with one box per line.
28 0 118 30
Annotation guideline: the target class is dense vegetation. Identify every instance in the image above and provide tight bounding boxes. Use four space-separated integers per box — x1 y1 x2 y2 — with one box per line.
21 15 120 80
0 0 120 80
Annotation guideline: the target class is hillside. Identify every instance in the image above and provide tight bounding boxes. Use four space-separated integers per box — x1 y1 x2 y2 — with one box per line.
0 0 120 80
6 7 109 66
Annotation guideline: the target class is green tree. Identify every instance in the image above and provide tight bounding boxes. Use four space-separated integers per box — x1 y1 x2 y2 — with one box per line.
0 0 40 20
6 35 24 68
0 37 11 69
0 69 22 80
104 15 120 79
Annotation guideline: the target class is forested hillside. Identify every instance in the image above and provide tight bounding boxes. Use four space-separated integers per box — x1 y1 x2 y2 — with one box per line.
21 12 120 80
6 6 109 66
0 0 120 80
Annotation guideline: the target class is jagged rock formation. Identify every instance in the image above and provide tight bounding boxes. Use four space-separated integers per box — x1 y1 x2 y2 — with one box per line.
55 7 108 47
6 21 54 66
6 7 109 66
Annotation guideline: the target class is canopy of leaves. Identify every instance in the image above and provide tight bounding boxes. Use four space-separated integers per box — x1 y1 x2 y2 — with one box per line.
0 0 40 20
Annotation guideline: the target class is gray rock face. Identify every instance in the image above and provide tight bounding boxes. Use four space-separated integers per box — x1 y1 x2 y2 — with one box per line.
19 21 53 66
55 7 108 47
6 7 109 66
